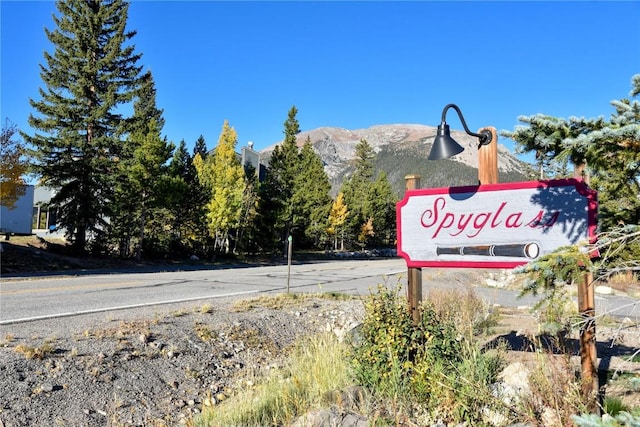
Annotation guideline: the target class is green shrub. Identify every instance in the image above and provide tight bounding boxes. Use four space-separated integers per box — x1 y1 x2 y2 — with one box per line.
603 397 630 416
350 284 416 397
350 284 506 425
572 410 640 427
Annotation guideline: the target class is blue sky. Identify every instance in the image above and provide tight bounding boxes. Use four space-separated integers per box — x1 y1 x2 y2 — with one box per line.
1 1 639 162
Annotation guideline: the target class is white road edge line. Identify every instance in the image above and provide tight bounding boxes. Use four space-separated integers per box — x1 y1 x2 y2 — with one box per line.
387 270 406 275
0 290 260 325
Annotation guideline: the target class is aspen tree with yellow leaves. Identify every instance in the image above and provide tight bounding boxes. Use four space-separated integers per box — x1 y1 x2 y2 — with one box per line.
1 120 29 209
194 121 245 253
328 192 349 251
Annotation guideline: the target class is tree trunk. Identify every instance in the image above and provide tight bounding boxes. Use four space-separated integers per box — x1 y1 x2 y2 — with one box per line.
136 196 146 261
213 233 220 253
73 225 87 255
233 227 241 254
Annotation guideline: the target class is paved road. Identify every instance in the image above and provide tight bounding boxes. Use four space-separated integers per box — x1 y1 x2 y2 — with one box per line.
1 258 639 324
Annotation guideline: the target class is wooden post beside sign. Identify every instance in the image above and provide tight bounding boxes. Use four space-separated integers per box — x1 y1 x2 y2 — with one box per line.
579 271 598 410
575 164 599 410
478 126 499 185
404 174 422 325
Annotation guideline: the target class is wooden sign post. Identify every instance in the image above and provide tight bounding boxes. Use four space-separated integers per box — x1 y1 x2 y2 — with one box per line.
579 271 598 410
478 127 499 185
404 174 422 325
575 163 599 410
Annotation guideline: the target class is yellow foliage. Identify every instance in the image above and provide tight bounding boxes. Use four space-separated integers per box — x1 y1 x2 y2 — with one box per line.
328 192 349 231
1 121 28 209
194 121 245 243
357 217 375 243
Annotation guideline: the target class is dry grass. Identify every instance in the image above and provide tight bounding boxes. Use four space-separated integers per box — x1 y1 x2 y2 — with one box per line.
604 272 640 295
1 333 16 346
14 342 55 360
171 308 189 317
427 287 500 338
194 331 352 426
232 291 352 312
518 350 587 426
198 303 213 314
79 319 155 340
194 323 216 342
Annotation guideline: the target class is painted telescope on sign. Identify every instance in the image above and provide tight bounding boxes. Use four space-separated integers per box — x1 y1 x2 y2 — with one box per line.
396 179 598 269
435 242 540 259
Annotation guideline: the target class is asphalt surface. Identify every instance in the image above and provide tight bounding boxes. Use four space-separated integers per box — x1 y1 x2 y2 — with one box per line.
1 258 639 325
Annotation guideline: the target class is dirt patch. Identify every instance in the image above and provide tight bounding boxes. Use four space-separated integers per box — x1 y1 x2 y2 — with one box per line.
0 236 134 275
0 296 363 426
0 236 221 277
484 307 640 411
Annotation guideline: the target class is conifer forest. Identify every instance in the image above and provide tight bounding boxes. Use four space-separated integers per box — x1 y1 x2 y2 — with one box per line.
2 0 639 272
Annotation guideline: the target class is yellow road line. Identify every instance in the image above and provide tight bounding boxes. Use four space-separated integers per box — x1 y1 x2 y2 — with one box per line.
0 281 142 296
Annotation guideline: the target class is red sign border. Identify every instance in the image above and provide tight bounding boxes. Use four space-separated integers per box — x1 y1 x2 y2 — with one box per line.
396 178 598 269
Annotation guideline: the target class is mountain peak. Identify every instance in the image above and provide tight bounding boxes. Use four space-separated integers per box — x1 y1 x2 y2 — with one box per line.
261 124 528 195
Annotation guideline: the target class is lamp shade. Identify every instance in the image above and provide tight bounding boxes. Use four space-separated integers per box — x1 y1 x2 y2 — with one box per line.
428 123 464 160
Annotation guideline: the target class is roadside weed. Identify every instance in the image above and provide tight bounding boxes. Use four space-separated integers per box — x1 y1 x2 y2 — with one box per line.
194 331 351 426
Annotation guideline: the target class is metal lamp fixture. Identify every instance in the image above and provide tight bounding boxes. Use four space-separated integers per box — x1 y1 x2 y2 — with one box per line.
428 103 493 160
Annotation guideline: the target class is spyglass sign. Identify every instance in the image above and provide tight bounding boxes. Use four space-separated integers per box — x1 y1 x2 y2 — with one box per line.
396 179 597 269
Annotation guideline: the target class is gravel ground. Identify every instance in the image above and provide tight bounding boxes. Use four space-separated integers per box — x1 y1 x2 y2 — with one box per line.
0 295 364 427
4 238 640 426
3 244 640 427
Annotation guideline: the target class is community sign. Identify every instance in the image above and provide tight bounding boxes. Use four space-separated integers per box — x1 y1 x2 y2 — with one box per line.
396 179 598 268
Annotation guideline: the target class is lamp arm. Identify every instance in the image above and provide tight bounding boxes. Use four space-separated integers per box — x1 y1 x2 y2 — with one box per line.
440 104 492 146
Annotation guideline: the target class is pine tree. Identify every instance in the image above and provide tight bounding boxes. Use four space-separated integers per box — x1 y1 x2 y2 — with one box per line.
255 106 302 251
342 138 397 249
292 138 332 247
126 119 174 260
111 161 137 257
501 114 596 180
168 140 191 182
195 121 245 253
131 71 165 131
502 73 640 230
352 138 375 182
193 135 208 159
110 71 171 259
369 171 397 246
168 139 209 255
342 138 374 246
236 162 260 254
504 75 640 354
581 78 640 229
23 0 144 254
275 105 302 237
1 120 29 209
189 134 213 250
